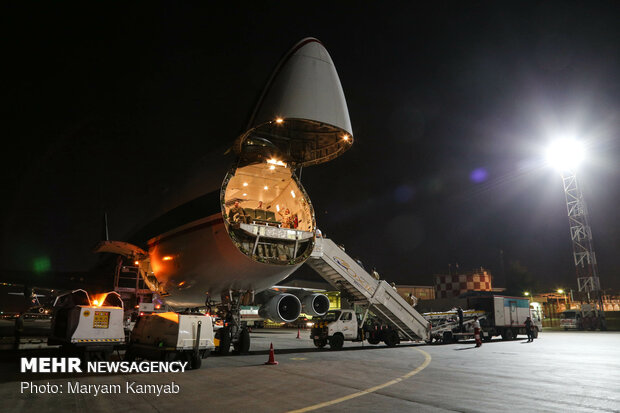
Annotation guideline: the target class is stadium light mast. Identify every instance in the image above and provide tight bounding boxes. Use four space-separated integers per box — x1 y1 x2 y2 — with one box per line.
546 139 601 302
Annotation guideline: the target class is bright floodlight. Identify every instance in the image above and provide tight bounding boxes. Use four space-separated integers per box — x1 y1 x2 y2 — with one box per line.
546 138 584 172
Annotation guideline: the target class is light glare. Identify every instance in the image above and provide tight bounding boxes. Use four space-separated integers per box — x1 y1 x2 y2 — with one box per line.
546 139 584 172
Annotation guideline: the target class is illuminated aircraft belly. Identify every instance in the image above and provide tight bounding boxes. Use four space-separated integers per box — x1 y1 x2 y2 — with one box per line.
147 214 304 308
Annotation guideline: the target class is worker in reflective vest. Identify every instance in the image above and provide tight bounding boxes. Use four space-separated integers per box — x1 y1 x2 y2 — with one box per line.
473 316 482 348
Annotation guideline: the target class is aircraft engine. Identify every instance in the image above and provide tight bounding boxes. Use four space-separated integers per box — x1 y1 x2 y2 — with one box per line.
258 293 301 323
302 293 330 317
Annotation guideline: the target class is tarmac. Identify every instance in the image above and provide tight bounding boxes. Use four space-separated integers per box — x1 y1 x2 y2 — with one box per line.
0 329 618 412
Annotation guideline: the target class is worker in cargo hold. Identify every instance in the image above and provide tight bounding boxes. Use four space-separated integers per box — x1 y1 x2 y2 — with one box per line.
279 207 292 227
473 316 482 347
525 316 534 342
229 200 248 223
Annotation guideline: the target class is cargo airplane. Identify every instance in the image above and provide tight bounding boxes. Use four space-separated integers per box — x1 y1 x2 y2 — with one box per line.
95 38 353 353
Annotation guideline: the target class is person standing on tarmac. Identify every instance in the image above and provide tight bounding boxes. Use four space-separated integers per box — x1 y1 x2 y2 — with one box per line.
473 316 482 347
14 313 24 350
525 316 534 342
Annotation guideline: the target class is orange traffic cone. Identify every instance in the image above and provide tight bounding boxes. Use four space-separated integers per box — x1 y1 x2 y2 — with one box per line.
265 343 278 365
296 327 301 339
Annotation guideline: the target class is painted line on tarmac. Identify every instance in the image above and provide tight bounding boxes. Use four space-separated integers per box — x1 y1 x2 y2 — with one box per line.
287 348 432 413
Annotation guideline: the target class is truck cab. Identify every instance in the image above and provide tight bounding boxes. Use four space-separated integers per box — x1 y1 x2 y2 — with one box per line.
311 310 355 349
560 309 581 330
560 306 607 331
311 309 400 350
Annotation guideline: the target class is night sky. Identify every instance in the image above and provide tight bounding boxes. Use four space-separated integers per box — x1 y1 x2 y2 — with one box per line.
3 2 620 292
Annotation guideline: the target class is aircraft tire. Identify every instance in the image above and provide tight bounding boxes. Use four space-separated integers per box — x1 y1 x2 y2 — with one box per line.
235 327 250 354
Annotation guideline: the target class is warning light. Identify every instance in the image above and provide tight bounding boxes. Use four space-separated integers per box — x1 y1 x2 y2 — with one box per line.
155 304 161 310
275 118 284 124
90 293 108 307
162 256 173 261
134 261 139 265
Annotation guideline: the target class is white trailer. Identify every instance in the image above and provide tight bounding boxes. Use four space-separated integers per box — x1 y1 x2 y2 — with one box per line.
467 295 542 341
125 312 215 369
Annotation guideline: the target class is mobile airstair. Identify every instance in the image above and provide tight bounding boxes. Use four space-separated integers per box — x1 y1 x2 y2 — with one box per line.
307 237 430 341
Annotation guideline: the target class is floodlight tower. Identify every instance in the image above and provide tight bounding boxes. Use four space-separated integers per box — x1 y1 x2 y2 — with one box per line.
546 139 601 302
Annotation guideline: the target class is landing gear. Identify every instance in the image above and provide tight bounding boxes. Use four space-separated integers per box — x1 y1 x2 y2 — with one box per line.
215 290 253 356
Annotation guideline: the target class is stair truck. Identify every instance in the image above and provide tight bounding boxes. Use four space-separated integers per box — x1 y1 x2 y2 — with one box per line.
307 238 430 350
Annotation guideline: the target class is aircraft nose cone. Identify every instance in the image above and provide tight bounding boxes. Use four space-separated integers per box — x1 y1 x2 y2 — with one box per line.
235 38 353 167
250 38 352 136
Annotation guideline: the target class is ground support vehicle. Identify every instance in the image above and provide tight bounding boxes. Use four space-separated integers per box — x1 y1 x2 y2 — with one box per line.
560 304 607 331
307 238 430 350
424 309 487 344
467 295 542 341
311 309 406 349
48 290 125 361
125 311 215 369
